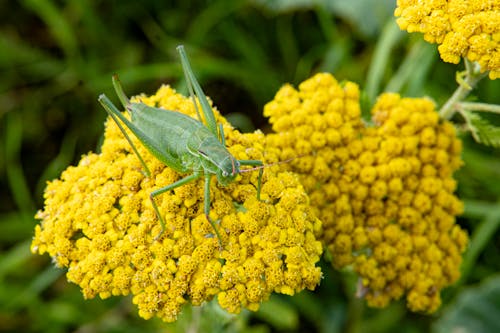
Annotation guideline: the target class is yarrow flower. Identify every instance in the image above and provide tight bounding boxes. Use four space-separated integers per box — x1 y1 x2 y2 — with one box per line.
353 93 468 312
32 85 323 322
264 73 364 257
264 73 468 313
394 0 500 79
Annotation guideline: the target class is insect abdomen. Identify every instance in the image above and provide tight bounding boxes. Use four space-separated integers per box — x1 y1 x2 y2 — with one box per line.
130 103 214 171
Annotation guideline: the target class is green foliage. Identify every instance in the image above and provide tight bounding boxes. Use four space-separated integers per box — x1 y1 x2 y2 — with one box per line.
434 275 500 333
1 0 499 332
461 110 500 148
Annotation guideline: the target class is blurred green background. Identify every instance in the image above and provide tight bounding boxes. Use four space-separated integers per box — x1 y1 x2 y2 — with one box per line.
1 0 499 332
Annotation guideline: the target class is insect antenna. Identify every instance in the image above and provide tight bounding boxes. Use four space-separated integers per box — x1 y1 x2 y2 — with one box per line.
238 155 304 173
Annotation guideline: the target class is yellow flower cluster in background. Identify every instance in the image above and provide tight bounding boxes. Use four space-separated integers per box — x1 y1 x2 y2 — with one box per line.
395 0 500 79
32 85 323 322
264 74 468 313
354 93 467 312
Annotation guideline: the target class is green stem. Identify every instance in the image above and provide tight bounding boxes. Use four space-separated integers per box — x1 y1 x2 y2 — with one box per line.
187 306 201 333
458 102 500 114
439 59 488 119
345 280 365 333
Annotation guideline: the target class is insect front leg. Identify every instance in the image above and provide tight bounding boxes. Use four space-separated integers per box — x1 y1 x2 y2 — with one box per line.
150 172 201 240
238 160 264 200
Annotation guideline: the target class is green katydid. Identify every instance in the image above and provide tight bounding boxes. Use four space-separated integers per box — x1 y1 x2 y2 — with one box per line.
97 45 263 246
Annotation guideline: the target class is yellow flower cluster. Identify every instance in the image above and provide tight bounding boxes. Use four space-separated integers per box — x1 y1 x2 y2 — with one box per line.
32 85 323 322
354 93 467 312
394 0 500 79
264 73 364 265
264 73 468 313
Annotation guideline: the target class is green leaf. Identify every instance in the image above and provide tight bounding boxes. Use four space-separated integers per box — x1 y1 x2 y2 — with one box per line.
433 275 500 333
462 110 500 147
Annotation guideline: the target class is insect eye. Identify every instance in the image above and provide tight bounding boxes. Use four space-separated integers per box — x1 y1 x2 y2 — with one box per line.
222 171 228 177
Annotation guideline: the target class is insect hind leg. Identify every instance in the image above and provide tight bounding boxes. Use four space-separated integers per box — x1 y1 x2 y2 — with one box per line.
202 174 224 249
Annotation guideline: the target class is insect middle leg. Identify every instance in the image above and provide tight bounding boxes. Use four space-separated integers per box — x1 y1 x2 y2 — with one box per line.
202 174 223 248
150 172 201 240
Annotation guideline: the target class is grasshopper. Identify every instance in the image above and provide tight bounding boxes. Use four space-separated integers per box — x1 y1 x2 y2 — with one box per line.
98 45 263 246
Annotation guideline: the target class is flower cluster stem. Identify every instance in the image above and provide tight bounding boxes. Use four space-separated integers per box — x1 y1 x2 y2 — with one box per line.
439 59 488 119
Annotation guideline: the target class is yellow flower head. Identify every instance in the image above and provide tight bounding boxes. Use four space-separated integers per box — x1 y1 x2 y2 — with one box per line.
395 0 500 79
264 73 364 264
352 93 468 313
32 85 323 322
264 73 468 313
